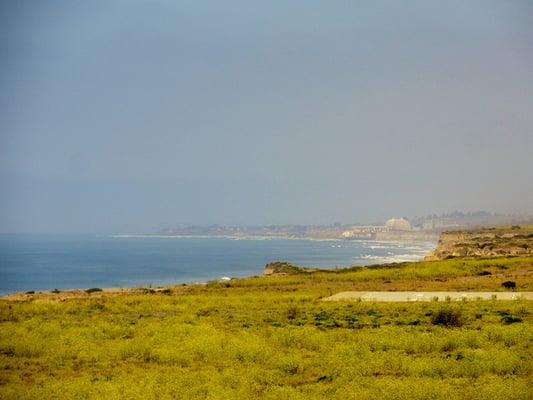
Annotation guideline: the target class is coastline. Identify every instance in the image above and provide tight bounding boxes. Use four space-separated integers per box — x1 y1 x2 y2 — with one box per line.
1 286 190 301
111 232 440 242
0 235 437 297
4 253 531 302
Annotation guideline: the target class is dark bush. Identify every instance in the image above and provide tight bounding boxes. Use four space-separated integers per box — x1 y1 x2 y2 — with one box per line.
51 289 60 294
85 287 103 294
431 307 464 327
286 306 299 320
501 281 516 289
25 291 35 294
477 270 492 276
500 315 522 324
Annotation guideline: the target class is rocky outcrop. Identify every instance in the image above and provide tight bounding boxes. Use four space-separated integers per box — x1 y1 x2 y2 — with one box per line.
263 261 318 275
425 227 533 261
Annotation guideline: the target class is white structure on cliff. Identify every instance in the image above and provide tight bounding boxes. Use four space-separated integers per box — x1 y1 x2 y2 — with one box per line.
385 217 412 231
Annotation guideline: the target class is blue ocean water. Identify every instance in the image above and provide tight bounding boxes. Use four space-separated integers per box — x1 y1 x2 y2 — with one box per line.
0 234 436 294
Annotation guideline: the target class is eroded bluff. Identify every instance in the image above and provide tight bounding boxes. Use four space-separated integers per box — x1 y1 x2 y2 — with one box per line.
425 227 533 261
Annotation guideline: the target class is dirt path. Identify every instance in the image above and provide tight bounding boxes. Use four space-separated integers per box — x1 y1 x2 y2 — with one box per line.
324 291 533 302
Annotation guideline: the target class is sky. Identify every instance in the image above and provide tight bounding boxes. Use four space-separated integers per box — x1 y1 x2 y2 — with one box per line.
1 1 532 233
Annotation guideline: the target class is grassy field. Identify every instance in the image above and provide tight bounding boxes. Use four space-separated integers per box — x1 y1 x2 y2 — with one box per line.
1 256 532 399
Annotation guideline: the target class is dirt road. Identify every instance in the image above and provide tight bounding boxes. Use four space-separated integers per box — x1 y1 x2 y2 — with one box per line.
323 291 533 302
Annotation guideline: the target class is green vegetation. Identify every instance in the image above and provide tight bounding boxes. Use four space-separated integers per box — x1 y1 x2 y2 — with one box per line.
1 256 532 399
85 287 103 294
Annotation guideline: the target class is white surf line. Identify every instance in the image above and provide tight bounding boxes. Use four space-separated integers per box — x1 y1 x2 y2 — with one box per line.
323 291 533 302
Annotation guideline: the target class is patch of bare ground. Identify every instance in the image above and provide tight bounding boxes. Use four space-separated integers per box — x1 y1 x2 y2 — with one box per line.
324 291 533 302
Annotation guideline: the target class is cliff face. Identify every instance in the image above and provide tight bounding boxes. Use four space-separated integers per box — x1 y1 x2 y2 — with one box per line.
425 227 533 261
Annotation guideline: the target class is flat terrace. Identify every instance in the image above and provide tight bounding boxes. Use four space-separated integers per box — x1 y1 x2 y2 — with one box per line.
324 291 533 302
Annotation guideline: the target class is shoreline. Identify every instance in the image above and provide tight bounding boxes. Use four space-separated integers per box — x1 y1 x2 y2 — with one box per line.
0 252 436 298
0 236 437 297
0 281 213 300
111 234 439 242
0 285 196 301
3 254 532 301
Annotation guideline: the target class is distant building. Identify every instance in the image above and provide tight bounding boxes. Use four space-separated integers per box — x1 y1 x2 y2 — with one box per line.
340 225 388 239
385 218 412 231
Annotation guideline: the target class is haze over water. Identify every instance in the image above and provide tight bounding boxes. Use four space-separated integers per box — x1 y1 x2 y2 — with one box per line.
1 1 532 234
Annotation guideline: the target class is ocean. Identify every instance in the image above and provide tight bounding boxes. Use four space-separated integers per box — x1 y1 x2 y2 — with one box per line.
0 234 436 295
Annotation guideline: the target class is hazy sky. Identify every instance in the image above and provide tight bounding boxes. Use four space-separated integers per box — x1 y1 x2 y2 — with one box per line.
1 1 532 233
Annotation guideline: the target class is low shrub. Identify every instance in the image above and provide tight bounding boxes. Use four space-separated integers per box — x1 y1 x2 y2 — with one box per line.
85 288 103 294
431 307 464 327
500 315 522 324
501 281 516 289
498 310 523 325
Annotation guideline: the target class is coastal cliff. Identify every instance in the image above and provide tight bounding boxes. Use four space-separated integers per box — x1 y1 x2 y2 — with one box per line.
425 226 533 261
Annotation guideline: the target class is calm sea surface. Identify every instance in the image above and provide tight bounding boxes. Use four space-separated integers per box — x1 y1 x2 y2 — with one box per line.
0 234 436 294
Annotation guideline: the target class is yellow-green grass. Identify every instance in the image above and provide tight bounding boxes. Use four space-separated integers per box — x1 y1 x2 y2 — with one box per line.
1 256 532 399
216 256 533 295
